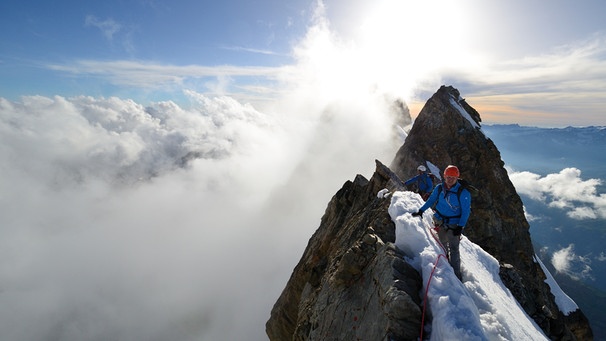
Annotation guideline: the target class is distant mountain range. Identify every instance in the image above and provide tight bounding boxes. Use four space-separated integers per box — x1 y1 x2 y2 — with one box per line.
484 124 606 181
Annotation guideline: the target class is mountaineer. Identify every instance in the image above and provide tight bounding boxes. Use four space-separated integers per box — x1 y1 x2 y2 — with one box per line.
412 165 471 280
404 165 434 200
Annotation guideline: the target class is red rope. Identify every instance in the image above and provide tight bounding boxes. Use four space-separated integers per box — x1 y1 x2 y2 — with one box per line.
419 226 448 340
429 226 447 256
419 253 448 340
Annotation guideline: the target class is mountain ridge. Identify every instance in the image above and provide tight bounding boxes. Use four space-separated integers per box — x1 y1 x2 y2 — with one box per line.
266 85 593 340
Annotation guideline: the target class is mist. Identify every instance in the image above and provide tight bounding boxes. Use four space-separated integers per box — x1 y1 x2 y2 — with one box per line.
0 69 407 340
0 4 423 339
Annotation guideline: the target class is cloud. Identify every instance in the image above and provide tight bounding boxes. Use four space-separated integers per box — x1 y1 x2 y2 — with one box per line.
83 15 137 55
508 167 606 219
453 32 606 126
46 60 287 99
85 15 122 41
220 45 281 56
551 244 593 281
0 47 406 340
567 206 598 220
468 33 606 88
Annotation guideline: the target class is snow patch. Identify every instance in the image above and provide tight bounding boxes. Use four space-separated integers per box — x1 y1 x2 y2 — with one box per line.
449 96 480 130
377 188 391 198
536 256 579 315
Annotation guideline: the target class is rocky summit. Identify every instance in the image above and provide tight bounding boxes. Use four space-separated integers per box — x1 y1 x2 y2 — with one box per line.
266 85 593 340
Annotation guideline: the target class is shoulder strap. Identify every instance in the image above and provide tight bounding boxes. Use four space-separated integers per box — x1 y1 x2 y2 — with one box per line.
438 182 467 200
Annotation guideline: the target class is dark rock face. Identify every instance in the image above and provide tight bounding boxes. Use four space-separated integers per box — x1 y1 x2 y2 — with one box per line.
266 161 423 341
266 85 593 340
390 85 592 340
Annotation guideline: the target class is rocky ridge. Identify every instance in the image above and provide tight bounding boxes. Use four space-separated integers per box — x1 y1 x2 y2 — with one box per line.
266 85 593 340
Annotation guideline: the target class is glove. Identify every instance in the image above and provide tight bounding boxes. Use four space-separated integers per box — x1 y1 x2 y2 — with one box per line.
411 210 423 217
452 225 463 236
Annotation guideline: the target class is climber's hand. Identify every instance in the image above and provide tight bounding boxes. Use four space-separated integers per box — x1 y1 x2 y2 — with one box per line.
452 225 463 236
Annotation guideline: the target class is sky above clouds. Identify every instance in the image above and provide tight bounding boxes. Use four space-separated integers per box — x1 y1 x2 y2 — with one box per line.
1 0 606 126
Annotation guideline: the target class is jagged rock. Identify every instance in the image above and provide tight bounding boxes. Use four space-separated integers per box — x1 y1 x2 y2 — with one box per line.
390 85 592 340
266 86 593 340
266 160 422 341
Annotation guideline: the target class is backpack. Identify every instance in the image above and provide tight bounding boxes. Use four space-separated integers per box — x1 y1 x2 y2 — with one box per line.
436 178 478 200
457 179 479 197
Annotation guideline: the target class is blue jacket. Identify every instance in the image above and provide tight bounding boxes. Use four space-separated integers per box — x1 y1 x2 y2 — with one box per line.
419 181 471 227
405 172 433 193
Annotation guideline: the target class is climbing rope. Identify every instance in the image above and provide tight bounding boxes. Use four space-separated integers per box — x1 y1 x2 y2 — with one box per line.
429 226 447 255
419 225 448 340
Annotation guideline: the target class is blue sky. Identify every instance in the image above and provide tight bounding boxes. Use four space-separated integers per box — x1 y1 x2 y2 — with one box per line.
1 0 606 126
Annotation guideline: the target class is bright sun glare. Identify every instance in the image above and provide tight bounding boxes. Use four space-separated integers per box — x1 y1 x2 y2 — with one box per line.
357 0 474 94
297 0 477 104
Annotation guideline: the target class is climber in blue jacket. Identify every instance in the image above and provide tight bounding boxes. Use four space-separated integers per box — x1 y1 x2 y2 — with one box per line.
412 165 471 281
404 165 434 200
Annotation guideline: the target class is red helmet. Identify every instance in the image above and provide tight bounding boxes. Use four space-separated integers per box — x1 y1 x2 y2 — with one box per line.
444 165 460 177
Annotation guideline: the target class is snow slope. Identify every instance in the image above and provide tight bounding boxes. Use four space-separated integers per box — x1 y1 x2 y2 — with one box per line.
387 190 551 340
537 256 578 315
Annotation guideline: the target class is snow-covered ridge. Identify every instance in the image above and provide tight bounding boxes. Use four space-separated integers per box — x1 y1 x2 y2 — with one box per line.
388 190 552 340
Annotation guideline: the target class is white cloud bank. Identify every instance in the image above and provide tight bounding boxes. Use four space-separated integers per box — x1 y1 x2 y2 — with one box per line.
2 8 419 339
0 62 405 340
508 167 606 220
